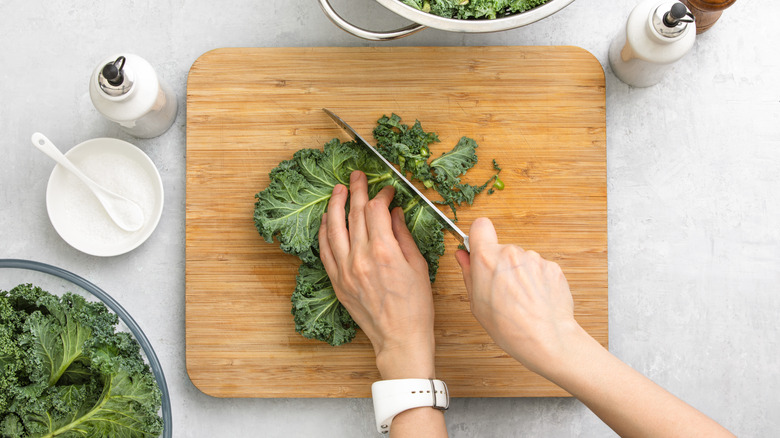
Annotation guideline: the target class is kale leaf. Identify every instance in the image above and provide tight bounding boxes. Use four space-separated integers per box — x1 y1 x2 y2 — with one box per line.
429 136 494 218
0 284 163 438
292 259 357 346
255 138 400 264
254 115 498 346
255 134 444 345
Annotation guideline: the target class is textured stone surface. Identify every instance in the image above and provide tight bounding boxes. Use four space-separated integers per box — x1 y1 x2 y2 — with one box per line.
1 0 778 436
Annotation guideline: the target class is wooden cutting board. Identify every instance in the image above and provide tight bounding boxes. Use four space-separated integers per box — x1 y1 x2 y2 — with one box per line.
185 46 606 398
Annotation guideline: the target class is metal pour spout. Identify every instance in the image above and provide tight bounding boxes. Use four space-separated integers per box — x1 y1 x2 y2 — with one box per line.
98 56 134 96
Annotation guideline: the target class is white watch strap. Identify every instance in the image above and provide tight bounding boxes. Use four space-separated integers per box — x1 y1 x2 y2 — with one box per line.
371 378 449 434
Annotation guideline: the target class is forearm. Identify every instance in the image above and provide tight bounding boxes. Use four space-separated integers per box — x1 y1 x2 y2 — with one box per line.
539 326 735 438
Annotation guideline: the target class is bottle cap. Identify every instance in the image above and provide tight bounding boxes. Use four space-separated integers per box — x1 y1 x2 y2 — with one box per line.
654 1 694 38
98 56 134 97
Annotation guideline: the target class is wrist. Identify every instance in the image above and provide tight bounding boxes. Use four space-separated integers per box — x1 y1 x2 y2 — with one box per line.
375 338 436 379
499 319 591 378
535 322 603 382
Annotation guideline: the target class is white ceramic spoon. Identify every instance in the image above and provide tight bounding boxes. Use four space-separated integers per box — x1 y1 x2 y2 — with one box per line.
32 133 145 232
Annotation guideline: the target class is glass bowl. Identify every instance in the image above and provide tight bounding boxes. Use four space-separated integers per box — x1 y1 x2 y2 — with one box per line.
0 259 172 437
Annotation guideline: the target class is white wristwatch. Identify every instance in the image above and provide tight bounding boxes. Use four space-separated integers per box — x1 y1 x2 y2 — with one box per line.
371 378 450 434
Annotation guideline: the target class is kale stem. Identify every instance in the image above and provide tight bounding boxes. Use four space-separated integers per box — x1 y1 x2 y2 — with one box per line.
403 197 420 213
366 171 393 185
41 376 113 438
307 295 340 330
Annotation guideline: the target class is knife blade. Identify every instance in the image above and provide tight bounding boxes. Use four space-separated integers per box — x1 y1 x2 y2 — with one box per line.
323 108 470 252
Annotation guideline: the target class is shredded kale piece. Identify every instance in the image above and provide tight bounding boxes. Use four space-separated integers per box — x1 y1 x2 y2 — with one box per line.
374 116 500 221
402 0 550 20
374 114 439 183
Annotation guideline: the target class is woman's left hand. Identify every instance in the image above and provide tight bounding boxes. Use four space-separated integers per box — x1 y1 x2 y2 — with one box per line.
318 170 436 379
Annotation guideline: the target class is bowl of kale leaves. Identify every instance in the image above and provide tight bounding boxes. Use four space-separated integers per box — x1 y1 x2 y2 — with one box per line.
319 0 576 40
0 259 171 438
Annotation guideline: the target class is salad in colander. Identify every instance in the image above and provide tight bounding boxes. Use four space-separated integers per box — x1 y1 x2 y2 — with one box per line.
401 0 551 20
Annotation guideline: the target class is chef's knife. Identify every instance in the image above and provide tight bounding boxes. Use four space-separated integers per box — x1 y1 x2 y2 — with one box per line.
323 108 470 252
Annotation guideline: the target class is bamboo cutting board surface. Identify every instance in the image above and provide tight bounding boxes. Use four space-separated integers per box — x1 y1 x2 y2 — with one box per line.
186 46 606 398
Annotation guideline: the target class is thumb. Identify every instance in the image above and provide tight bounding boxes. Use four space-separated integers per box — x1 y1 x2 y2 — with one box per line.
469 217 499 252
455 249 473 298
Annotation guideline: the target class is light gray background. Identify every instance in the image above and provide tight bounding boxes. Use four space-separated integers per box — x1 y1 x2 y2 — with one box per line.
1 0 778 436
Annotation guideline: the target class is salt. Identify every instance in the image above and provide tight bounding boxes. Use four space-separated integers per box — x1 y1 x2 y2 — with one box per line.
52 149 158 253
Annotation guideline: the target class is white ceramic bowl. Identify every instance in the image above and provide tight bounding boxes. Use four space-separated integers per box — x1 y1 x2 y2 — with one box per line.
46 138 164 257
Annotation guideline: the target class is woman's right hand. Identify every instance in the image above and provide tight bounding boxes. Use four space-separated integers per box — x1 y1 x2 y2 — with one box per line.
454 217 582 376
456 218 737 438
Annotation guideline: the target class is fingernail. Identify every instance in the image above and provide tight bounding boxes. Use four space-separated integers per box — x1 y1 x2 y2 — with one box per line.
333 184 344 195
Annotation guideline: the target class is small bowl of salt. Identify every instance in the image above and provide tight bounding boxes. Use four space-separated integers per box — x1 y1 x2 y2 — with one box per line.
45 137 164 256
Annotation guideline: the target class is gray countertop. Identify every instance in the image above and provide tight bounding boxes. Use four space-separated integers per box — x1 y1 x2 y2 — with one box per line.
2 0 778 436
